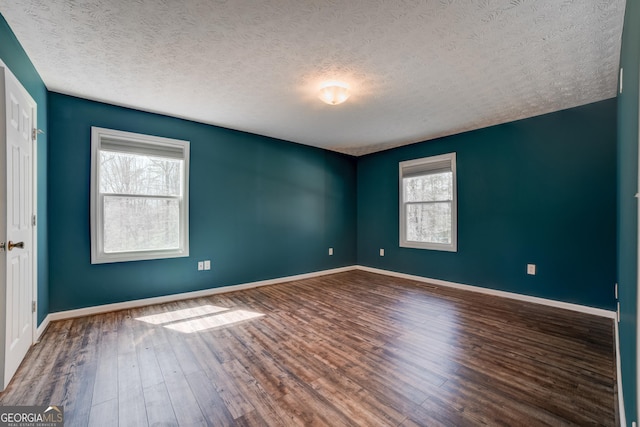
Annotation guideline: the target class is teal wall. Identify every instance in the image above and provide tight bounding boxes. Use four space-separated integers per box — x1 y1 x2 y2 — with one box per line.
47 93 356 312
358 99 617 310
2 7 632 420
0 15 48 324
617 0 640 423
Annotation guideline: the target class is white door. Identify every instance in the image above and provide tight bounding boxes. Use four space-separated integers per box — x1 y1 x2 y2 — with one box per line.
1 64 36 389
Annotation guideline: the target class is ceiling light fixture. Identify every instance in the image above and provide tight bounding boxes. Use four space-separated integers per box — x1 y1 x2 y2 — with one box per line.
318 81 350 105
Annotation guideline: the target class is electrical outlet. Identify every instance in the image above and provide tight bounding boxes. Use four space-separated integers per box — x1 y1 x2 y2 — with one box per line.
380 248 385 256
527 264 536 275
198 261 204 271
204 260 211 270
328 248 333 256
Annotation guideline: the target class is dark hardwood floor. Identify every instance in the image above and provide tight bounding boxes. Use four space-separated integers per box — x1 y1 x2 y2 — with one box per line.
0 271 617 426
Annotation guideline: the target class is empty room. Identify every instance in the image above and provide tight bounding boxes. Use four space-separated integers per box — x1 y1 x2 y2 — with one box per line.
0 0 638 426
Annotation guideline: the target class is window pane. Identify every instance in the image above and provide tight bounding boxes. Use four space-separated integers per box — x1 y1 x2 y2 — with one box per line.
103 196 180 253
406 202 452 244
404 172 452 202
100 151 182 196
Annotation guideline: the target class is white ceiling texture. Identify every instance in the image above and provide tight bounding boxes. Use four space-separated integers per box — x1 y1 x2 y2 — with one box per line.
0 0 626 155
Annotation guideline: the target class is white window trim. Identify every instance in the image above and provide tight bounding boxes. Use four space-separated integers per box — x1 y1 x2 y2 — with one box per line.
90 127 190 264
399 152 457 252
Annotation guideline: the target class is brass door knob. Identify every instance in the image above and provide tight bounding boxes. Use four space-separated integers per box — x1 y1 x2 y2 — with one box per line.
7 241 24 251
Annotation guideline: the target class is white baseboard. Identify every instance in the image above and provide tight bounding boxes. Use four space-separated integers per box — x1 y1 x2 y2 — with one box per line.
357 265 624 422
356 265 616 319
46 266 357 322
35 263 622 422
35 315 51 342
614 320 626 427
43 264 615 323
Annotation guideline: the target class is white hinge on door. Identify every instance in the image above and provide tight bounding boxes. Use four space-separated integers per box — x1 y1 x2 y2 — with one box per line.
32 215 36 227
32 301 36 313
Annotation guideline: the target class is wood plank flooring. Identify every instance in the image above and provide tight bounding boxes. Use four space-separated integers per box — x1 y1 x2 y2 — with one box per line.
0 271 617 426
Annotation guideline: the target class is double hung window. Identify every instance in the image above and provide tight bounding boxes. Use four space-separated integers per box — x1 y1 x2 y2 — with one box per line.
399 152 457 252
90 127 190 263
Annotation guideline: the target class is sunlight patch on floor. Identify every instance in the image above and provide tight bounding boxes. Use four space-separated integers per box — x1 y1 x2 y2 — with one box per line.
135 304 229 325
165 310 264 333
135 304 264 333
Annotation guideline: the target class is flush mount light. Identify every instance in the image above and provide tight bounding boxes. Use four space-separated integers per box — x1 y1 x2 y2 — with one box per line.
318 81 350 105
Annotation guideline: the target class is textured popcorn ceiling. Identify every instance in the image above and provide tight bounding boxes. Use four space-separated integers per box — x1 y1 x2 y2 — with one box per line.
0 0 625 155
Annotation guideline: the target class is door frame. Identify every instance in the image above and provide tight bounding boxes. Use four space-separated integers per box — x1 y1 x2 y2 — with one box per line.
0 58 38 353
637 64 640 426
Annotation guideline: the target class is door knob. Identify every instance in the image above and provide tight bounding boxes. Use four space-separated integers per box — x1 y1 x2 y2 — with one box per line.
7 241 24 251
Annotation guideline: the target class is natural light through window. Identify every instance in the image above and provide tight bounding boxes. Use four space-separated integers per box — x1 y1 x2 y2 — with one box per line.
404 172 453 244
90 127 190 264
399 153 457 251
135 304 265 333
101 152 182 253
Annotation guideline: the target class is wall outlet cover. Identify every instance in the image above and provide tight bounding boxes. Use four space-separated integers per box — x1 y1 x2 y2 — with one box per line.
527 264 536 275
204 260 211 270
198 261 204 271
380 248 385 256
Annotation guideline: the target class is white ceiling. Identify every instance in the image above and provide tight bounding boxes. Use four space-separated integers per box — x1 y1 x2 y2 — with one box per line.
0 0 626 156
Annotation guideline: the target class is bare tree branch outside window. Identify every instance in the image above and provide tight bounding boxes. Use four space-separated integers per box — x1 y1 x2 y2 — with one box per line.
100 152 182 253
404 171 453 244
